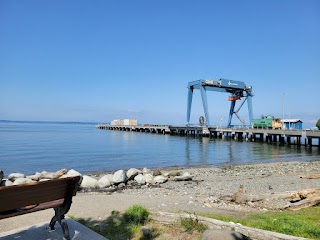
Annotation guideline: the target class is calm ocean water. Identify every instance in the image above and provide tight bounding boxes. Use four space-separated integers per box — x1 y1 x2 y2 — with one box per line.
0 122 319 175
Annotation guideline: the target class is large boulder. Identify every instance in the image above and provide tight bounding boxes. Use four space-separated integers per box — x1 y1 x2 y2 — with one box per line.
65 169 82 178
153 169 162 176
97 175 112 188
126 168 142 180
134 174 146 185
4 180 13 186
163 170 181 177
27 169 68 180
153 175 168 184
173 172 193 181
13 178 34 185
8 173 26 181
145 174 153 184
112 170 127 184
80 175 98 188
142 167 151 174
26 173 42 181
104 174 114 185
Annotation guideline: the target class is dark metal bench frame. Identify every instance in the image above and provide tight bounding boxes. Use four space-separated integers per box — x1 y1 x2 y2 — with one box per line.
0 176 81 240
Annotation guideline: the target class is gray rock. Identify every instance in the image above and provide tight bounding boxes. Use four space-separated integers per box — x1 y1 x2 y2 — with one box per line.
117 183 126 189
97 175 112 188
126 168 142 180
105 174 114 185
26 173 42 181
163 170 181 177
153 169 162 176
153 175 168 184
8 173 26 181
65 169 82 178
13 178 34 185
173 172 193 181
80 175 98 188
201 229 251 240
112 170 127 184
142 167 151 174
4 180 13 186
145 173 153 184
140 226 153 238
134 174 146 185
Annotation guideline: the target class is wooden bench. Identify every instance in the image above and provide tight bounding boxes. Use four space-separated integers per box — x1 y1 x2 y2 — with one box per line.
0 176 81 240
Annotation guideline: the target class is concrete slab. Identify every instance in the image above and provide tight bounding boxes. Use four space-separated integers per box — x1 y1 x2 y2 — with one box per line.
0 218 108 240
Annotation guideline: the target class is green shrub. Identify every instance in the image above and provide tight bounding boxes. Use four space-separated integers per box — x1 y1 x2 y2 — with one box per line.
180 215 207 234
123 204 150 225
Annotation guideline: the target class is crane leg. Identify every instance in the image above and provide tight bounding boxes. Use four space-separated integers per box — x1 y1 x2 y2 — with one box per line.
227 100 236 127
247 95 253 126
200 86 210 126
187 87 193 125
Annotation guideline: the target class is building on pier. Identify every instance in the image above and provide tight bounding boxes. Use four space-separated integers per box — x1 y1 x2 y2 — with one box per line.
111 119 138 126
281 119 303 130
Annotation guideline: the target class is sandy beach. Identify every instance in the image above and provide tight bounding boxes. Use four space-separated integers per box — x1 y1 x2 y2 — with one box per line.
1 160 319 233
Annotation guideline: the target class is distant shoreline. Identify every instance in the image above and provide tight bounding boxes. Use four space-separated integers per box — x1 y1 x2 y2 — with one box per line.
0 120 98 125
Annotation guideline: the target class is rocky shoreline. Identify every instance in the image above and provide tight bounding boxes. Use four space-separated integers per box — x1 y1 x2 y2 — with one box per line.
1 160 320 214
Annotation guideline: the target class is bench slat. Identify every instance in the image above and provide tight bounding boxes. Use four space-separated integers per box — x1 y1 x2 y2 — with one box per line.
0 177 79 212
0 199 64 220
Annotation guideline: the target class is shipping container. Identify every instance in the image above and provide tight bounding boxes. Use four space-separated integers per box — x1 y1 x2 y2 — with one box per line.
253 116 282 129
111 119 138 126
218 78 246 89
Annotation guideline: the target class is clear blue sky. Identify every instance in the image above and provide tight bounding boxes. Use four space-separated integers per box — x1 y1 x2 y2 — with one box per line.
1 0 319 125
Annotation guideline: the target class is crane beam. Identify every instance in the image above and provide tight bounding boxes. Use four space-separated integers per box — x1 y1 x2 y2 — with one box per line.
186 78 253 127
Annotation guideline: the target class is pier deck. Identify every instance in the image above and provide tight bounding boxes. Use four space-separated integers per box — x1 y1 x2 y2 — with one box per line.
96 124 320 147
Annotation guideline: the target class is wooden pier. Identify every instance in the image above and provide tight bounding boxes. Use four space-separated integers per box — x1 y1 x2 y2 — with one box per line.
96 124 320 147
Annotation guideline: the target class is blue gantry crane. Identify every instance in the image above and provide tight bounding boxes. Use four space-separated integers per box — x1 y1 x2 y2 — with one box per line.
187 78 253 127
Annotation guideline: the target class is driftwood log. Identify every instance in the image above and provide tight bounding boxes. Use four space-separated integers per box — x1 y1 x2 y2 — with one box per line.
224 188 320 210
288 188 320 210
299 174 320 179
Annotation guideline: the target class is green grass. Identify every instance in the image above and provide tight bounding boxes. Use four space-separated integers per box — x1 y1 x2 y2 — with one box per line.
124 204 150 225
72 205 152 240
203 206 320 239
180 215 208 234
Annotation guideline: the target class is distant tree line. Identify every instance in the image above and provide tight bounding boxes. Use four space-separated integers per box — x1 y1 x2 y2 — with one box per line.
317 119 320 130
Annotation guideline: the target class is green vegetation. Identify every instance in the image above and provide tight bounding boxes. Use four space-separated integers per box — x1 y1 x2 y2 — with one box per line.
72 205 320 239
180 215 207 234
73 205 153 240
123 204 150 225
71 205 206 239
204 206 320 239
316 119 320 129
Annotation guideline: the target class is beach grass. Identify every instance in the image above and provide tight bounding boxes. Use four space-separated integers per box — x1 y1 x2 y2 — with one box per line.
72 205 205 239
180 215 208 234
203 205 320 239
72 205 155 240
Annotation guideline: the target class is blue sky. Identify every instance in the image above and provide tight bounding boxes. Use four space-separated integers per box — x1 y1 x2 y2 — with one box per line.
1 0 319 126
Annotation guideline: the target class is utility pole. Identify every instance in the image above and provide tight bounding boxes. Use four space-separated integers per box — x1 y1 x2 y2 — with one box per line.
282 93 286 120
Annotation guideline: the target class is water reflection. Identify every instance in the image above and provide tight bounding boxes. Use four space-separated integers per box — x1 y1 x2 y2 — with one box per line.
183 136 320 168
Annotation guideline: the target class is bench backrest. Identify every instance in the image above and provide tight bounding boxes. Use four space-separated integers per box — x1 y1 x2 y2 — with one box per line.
0 176 80 213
